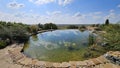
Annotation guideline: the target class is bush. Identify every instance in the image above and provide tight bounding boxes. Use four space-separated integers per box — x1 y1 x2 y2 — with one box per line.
89 34 95 46
94 27 102 31
67 25 78 29
0 41 7 49
79 25 86 29
38 23 44 29
29 25 39 34
44 23 58 30
105 19 110 25
11 27 29 43
0 21 29 44
83 52 92 58
101 24 120 50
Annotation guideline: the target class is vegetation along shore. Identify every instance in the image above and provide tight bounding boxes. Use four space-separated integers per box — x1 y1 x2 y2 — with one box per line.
0 19 120 68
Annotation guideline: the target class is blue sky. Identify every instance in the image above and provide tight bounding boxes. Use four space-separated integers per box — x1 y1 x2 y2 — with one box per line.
0 0 120 24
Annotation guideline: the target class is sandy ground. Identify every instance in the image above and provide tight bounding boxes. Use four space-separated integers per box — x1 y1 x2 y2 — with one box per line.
0 45 29 68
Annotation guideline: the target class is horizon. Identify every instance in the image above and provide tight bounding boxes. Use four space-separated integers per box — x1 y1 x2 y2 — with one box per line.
0 0 120 24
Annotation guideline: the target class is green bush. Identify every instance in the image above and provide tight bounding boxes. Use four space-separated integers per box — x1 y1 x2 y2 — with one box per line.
83 52 93 58
44 23 58 30
79 25 86 29
105 19 109 25
88 34 95 46
101 24 120 50
0 41 7 49
38 23 44 29
0 21 29 43
67 25 78 29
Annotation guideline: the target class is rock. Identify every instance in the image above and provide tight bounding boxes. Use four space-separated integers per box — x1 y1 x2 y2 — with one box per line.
53 63 61 67
45 62 53 68
60 62 71 68
35 61 46 67
69 61 78 68
76 61 87 68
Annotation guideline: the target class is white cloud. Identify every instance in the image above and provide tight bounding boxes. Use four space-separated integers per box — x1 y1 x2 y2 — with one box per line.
109 9 114 12
46 11 61 15
0 10 120 24
93 12 102 15
73 12 86 21
58 0 73 6
7 2 25 9
118 4 120 8
73 12 82 17
104 12 120 23
28 0 73 6
105 12 116 19
29 0 55 5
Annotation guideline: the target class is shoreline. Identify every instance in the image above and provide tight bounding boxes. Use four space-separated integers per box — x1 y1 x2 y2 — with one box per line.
0 44 118 68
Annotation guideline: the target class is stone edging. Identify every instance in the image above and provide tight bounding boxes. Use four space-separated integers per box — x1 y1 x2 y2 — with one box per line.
7 44 111 68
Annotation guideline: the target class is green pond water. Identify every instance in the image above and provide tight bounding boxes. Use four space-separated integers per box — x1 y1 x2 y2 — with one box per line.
23 29 96 62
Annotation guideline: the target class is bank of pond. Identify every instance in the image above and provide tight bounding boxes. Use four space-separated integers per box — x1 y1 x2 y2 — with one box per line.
23 29 106 62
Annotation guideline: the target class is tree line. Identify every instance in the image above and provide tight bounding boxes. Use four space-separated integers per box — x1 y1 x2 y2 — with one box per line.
0 21 58 48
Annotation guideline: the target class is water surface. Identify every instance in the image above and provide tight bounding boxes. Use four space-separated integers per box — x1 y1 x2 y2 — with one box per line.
23 29 94 62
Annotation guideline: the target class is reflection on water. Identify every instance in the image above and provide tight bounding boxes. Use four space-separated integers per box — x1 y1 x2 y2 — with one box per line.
31 35 39 41
23 29 95 62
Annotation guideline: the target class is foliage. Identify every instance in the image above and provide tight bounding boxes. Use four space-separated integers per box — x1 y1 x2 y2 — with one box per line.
91 24 100 27
29 25 39 34
101 24 120 50
67 25 78 29
38 23 44 29
105 19 109 25
11 27 29 43
88 33 95 46
83 52 92 58
43 23 58 30
0 40 7 49
79 25 86 31
80 25 86 29
94 27 102 31
0 21 29 44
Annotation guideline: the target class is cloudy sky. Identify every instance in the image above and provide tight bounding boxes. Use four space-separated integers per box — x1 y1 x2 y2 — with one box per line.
0 0 120 24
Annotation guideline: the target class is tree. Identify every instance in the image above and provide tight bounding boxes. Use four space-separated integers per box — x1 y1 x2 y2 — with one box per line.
38 23 43 29
105 19 109 25
0 40 7 49
79 25 86 29
29 25 39 34
0 21 30 44
67 25 78 29
11 27 29 43
102 24 120 50
44 23 58 30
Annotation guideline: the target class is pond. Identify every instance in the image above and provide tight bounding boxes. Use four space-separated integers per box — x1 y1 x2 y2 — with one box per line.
23 29 96 62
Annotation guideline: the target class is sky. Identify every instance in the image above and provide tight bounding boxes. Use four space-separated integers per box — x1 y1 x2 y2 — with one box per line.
0 0 120 24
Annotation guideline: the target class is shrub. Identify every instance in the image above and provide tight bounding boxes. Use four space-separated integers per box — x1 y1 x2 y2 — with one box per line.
79 25 86 29
67 25 78 29
102 24 120 50
83 52 92 58
89 34 95 46
0 21 30 44
44 23 58 30
105 19 109 25
38 23 44 29
0 41 7 49
29 25 39 34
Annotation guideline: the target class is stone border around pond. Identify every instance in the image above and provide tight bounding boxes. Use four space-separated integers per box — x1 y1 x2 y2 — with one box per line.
8 44 119 68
